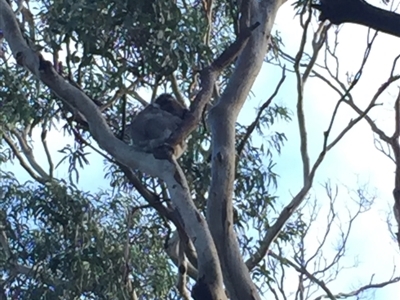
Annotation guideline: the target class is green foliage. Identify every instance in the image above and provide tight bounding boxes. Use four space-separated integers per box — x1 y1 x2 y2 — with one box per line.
38 0 212 88
0 172 175 299
0 67 44 126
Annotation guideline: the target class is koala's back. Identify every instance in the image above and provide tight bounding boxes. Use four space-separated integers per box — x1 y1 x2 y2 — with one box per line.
126 105 183 152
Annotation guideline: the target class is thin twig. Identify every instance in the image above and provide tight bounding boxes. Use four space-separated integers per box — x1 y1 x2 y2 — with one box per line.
40 128 54 178
237 67 286 158
10 128 49 179
2 134 46 184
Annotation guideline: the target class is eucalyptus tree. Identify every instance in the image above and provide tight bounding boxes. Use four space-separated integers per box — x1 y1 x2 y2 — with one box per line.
0 0 399 299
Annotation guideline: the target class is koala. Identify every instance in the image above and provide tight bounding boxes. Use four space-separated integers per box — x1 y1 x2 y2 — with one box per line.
125 94 189 158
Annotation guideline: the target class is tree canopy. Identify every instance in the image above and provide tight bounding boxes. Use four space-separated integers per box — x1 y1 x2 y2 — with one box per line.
1 0 400 299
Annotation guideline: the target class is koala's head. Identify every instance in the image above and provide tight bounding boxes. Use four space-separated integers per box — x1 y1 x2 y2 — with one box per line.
154 93 188 119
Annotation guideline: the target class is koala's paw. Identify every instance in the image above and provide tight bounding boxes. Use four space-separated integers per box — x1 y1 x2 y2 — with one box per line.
153 143 175 160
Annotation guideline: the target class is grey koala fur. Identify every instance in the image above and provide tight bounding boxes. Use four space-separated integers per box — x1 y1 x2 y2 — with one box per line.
126 94 189 158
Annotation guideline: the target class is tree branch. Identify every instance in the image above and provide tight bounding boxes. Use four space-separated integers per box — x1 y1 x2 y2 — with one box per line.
206 0 285 299
167 20 260 150
40 128 54 178
236 67 286 158
313 0 400 38
2 133 47 184
268 251 336 300
10 128 49 179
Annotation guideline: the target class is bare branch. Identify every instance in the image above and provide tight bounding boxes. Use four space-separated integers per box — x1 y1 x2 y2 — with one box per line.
201 0 214 45
131 90 149 107
294 7 313 183
249 26 379 262
313 276 400 300
303 23 329 83
169 73 186 106
2 133 46 184
304 183 338 265
344 75 400 144
325 100 378 151
237 67 286 158
165 231 199 280
100 81 137 111
269 251 337 300
10 128 49 179
40 128 54 178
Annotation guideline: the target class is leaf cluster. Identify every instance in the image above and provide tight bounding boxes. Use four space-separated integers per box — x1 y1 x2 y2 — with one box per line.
0 172 175 299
